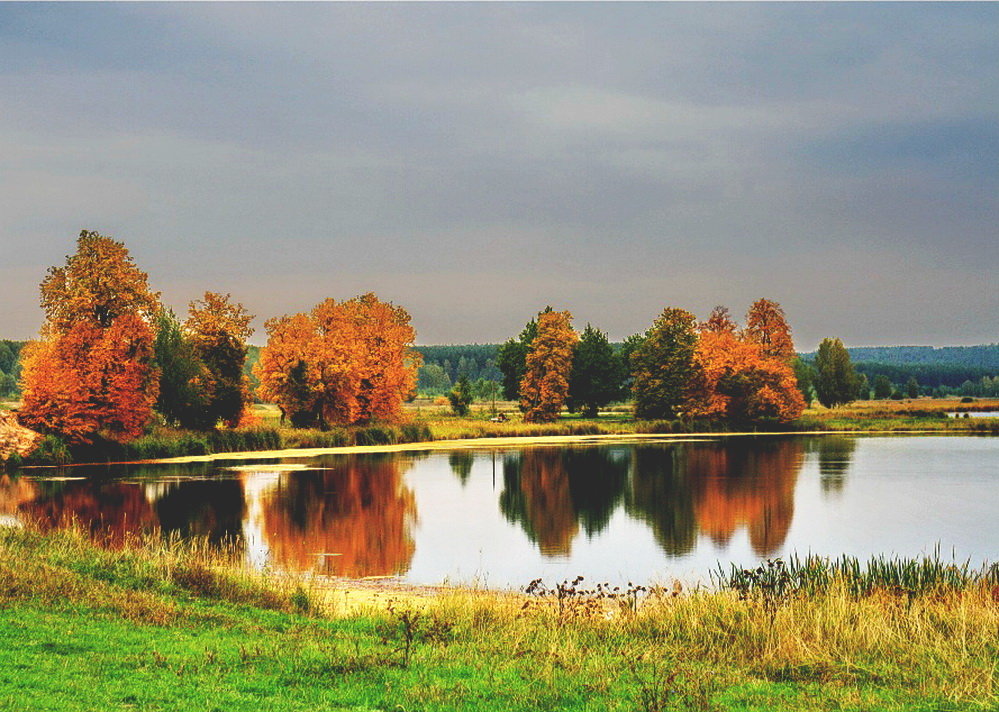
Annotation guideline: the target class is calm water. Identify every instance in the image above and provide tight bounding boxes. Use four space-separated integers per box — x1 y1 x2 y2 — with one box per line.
3 435 997 587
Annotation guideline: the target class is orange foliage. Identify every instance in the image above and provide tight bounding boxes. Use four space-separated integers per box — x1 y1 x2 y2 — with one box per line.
20 315 159 444
743 298 795 363
687 302 804 423
520 310 577 423
20 231 160 444
256 293 419 427
40 230 159 330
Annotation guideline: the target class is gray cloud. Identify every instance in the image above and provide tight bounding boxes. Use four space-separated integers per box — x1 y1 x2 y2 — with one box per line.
1 4 996 347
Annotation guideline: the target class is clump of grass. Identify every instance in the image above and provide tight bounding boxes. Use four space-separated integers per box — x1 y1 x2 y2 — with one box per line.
715 552 999 600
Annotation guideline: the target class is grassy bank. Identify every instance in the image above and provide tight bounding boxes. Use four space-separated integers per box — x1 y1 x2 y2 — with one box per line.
1 526 997 711
6 397 998 467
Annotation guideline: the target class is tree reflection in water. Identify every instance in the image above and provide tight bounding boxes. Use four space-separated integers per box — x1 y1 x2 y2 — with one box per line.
16 479 157 545
625 446 697 556
813 436 857 495
494 439 808 559
686 439 804 557
258 454 417 577
500 447 629 557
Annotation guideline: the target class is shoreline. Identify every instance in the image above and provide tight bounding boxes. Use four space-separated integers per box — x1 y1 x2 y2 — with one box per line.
15 428 975 469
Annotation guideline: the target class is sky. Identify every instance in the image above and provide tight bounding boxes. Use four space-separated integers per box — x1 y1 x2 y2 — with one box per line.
1 3 996 348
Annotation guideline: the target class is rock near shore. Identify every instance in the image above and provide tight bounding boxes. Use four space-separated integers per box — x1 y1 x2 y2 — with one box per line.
0 410 41 461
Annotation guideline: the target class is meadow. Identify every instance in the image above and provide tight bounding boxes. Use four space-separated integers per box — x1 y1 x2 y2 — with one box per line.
1 524 996 711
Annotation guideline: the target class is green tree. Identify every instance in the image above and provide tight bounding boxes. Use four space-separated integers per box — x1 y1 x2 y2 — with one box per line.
153 309 213 429
497 317 539 402
855 373 870 400
631 308 698 420
873 374 893 400
0 343 14 374
906 376 920 399
792 358 817 406
814 338 859 409
448 375 474 417
417 363 452 395
569 325 624 417
0 372 16 400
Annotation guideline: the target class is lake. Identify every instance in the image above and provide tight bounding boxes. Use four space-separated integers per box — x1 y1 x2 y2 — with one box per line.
2 435 996 588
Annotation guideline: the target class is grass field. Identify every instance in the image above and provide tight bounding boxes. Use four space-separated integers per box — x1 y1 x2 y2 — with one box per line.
1 525 997 711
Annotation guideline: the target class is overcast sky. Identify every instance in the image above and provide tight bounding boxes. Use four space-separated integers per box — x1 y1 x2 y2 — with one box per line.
1 3 996 348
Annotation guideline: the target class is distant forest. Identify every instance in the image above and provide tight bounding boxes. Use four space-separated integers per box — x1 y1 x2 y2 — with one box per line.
2 339 998 401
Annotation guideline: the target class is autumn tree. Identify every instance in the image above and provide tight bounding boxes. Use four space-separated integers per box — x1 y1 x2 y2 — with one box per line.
497 316 539 401
814 338 859 408
256 293 419 427
631 308 698 420
19 231 160 444
185 292 254 428
568 324 624 417
743 298 796 363
687 303 805 423
520 310 577 423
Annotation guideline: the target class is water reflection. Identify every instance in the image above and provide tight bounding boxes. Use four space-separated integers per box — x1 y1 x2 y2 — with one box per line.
0 436 889 583
814 436 857 495
500 448 629 556
254 455 417 577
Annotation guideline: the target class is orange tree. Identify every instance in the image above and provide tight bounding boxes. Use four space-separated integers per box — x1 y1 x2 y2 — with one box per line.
520 309 577 423
686 302 805 424
256 293 419 428
743 298 795 363
20 231 160 444
185 292 254 428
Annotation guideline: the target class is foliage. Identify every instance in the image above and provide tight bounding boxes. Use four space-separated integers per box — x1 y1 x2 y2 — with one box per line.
415 344 503 391
497 317 539 401
447 375 474 417
39 230 159 330
814 338 859 409
19 231 161 444
568 324 625 417
20 316 158 445
905 376 920 398
256 293 419 427
153 308 213 429
686 328 805 424
185 292 254 427
743 298 795 363
855 372 870 400
792 358 816 406
520 310 577 423
631 308 698 420
873 374 893 399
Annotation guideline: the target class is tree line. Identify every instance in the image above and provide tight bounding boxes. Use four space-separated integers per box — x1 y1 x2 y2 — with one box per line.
8 230 997 448
490 301 857 423
14 231 422 446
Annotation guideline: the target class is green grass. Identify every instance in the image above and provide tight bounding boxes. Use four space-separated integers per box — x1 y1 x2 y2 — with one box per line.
0 526 996 711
